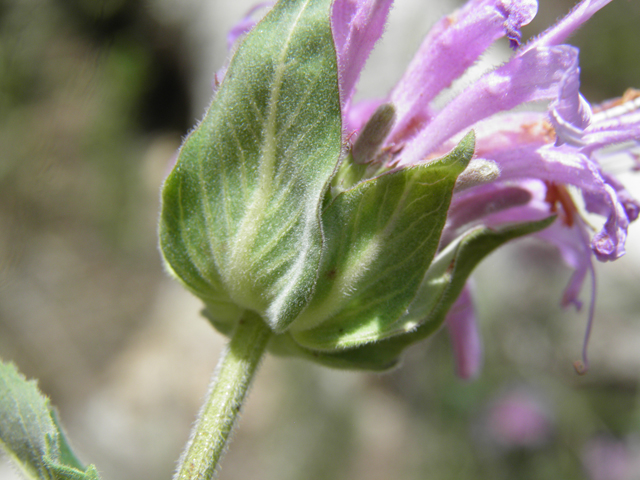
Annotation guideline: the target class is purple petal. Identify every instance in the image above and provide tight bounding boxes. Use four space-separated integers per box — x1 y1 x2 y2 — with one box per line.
446 284 482 380
460 108 635 263
599 172 640 223
539 219 596 375
593 92 640 117
443 180 547 244
387 0 538 143
395 45 579 166
535 219 593 310
473 111 639 222
586 123 640 147
477 139 630 261
549 64 592 146
467 180 551 226
447 178 599 373
554 89 640 149
526 0 614 49
487 144 597 192
331 0 394 106
445 180 553 247
583 112 640 152
537 147 629 262
502 0 539 48
590 183 629 261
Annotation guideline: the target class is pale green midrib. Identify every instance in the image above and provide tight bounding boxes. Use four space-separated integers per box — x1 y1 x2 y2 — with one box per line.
298 291 426 347
380 174 414 237
340 189 452 327
402 177 448 211
350 170 454 293
378 166 451 241
342 174 444 293
247 93 265 125
271 111 331 196
365 192 448 274
328 225 482 349
292 183 381 332
291 239 380 332
261 98 335 239
293 171 403 331
250 209 303 266
325 191 379 295
387 165 468 325
225 0 313 306
389 200 446 245
289 252 362 332
258 250 299 288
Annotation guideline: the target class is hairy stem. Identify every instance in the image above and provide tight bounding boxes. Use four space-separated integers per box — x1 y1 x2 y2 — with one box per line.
174 311 272 480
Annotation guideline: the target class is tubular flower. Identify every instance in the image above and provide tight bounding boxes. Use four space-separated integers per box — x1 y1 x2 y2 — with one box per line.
160 0 638 373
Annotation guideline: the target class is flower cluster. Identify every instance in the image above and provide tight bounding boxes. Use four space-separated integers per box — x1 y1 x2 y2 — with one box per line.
243 0 636 375
164 0 638 375
332 0 639 377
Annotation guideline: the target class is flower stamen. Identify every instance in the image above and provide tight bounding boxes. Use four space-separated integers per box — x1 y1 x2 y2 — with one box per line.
574 256 596 376
544 183 578 227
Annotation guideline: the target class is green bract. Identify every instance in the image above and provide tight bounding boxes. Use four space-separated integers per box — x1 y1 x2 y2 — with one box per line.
160 0 341 333
159 0 553 370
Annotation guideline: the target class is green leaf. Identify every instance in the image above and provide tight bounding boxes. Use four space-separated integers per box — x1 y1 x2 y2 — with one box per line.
159 0 342 332
42 459 100 480
0 361 101 480
289 133 475 349
0 361 58 479
49 410 85 472
276 217 555 370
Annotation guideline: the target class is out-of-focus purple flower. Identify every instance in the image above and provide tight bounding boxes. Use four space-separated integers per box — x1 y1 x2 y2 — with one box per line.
222 0 639 376
329 0 639 376
582 436 631 480
482 388 554 449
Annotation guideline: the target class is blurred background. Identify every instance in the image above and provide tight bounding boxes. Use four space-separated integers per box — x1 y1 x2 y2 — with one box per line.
1 0 639 479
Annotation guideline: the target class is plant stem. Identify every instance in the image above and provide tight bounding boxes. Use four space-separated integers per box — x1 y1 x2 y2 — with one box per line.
174 311 272 480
